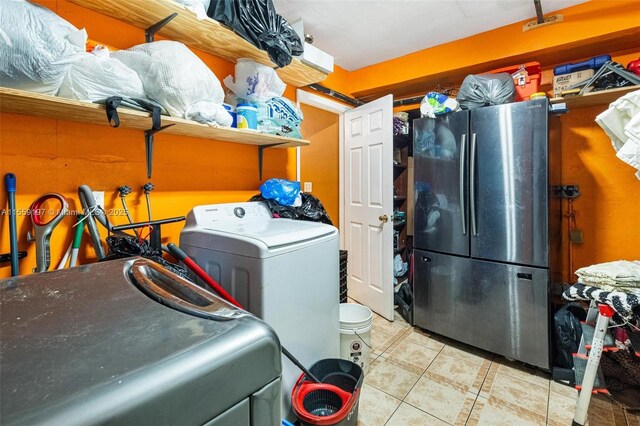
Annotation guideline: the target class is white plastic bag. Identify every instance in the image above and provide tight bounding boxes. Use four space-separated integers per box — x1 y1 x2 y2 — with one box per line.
0 0 85 95
172 0 211 20
58 50 145 101
112 41 231 126
224 59 286 103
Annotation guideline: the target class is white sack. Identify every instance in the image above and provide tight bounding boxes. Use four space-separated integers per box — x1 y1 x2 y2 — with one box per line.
172 0 211 20
595 89 640 151
0 0 85 95
58 50 145 101
112 41 231 126
224 58 286 103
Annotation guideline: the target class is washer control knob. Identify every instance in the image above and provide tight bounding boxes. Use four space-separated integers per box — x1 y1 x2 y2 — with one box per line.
234 207 246 218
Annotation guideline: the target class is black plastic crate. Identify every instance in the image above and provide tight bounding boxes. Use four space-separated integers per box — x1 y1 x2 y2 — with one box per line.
339 250 348 303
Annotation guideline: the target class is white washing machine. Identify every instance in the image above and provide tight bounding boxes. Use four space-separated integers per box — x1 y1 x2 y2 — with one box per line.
180 201 340 419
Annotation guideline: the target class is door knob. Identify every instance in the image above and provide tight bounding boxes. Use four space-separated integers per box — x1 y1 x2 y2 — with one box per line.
379 214 389 223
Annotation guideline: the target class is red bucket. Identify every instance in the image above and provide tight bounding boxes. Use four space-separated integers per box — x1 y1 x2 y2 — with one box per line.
291 359 363 426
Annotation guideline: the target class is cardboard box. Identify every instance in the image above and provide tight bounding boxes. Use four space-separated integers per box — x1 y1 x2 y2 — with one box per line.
553 69 594 97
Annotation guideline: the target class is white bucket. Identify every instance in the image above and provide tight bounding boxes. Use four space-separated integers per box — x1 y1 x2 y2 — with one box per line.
339 303 373 374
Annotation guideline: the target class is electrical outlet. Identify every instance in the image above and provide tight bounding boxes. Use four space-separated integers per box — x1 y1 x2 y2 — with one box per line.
92 191 105 209
304 182 312 192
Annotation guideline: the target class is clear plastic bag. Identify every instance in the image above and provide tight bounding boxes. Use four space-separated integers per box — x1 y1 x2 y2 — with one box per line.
224 59 286 103
58 50 145 101
112 41 231 126
0 0 85 95
259 178 300 206
256 96 303 138
456 73 516 110
420 92 460 118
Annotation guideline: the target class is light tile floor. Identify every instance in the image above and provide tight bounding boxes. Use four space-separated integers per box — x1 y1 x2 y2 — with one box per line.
354 305 640 426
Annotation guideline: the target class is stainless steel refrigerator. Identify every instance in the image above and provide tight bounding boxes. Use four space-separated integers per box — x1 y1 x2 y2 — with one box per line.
412 98 561 370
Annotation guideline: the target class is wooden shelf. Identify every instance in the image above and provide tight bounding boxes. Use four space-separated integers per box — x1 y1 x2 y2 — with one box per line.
68 0 328 87
550 85 640 109
393 196 407 202
0 88 309 149
393 163 408 169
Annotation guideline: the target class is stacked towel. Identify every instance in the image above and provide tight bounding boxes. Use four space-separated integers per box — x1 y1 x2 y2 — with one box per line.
596 89 640 179
575 260 640 292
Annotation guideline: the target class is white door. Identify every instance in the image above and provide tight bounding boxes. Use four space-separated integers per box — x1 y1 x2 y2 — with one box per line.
344 95 394 320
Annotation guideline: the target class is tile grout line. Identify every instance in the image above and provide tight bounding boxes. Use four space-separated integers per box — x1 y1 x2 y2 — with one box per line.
462 391 481 426
460 357 492 425
368 326 449 424
391 341 452 425
546 379 551 426
400 399 455 425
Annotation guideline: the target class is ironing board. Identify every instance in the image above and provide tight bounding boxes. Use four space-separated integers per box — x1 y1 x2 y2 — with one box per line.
562 284 640 426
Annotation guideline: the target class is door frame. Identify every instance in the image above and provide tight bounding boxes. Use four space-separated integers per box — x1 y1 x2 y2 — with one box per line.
296 89 352 249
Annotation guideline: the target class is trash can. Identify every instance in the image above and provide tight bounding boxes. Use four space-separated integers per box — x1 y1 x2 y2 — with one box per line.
291 359 364 426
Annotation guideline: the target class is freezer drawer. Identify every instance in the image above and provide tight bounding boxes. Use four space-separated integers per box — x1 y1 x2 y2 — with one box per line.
414 250 550 369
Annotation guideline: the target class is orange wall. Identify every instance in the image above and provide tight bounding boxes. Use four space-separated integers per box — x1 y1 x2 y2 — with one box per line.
333 1 640 281
560 106 640 281
0 0 302 277
349 0 640 99
299 104 340 228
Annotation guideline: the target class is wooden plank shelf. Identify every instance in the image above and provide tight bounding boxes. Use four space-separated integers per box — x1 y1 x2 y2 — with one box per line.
550 85 640 109
68 0 328 88
0 88 309 149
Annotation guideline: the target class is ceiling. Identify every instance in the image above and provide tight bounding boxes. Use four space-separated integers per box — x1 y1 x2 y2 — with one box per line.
273 0 589 71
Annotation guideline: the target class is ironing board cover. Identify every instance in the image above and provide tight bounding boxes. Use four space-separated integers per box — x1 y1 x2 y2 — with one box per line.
563 283 640 323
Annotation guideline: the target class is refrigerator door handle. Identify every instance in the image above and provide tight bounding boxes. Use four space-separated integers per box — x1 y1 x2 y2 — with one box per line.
470 133 478 236
459 133 467 235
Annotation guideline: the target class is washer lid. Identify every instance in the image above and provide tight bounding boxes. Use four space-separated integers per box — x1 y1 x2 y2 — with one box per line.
181 202 338 256
0 258 281 426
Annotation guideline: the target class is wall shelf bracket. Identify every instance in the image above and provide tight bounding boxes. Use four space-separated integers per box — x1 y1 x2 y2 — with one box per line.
145 13 178 42
258 143 287 180
145 124 175 178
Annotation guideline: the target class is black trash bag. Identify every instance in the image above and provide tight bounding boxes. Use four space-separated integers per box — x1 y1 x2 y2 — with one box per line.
456 73 516 110
394 281 413 325
553 302 586 369
249 193 333 225
103 235 189 280
207 0 303 68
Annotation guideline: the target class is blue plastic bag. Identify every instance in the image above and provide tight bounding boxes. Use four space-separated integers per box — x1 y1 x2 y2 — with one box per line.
259 178 300 206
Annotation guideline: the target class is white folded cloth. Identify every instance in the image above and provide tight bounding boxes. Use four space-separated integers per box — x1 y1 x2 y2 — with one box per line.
576 260 640 291
595 89 640 178
596 90 640 150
